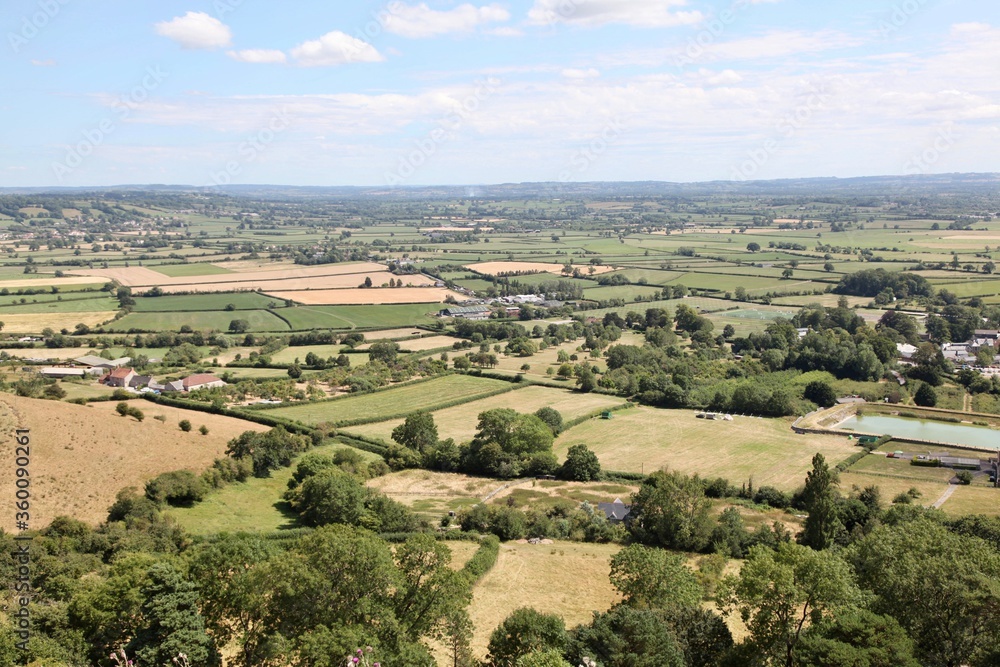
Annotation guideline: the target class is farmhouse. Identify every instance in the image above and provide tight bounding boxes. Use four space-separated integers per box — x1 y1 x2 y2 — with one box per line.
102 367 136 388
597 498 632 524
439 305 491 320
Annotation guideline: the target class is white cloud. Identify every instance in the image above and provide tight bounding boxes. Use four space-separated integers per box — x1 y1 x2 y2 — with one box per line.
227 49 288 64
30 59 56 67
489 26 524 37
290 31 384 67
527 0 702 28
701 69 743 85
384 3 511 38
562 67 601 79
154 12 232 50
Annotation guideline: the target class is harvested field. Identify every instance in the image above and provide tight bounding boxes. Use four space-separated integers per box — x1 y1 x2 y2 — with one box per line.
0 395 268 530
467 541 622 658
264 375 513 425
70 261 386 286
0 312 118 334
345 385 627 445
465 261 617 276
0 276 103 288
553 408 857 491
268 286 455 305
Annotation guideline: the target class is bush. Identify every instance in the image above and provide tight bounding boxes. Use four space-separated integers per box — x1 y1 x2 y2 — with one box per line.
145 470 207 506
956 471 974 485
199 425 209 435
753 485 791 508
179 419 192 432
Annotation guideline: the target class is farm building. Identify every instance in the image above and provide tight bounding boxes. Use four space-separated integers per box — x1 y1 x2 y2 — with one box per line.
102 367 136 388
597 498 632 524
39 367 94 379
181 374 226 392
439 305 491 320
74 355 132 369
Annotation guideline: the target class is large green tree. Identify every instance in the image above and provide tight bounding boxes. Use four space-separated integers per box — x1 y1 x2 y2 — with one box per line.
487 608 568 667
848 518 1000 667
627 469 714 552
609 545 703 610
719 543 861 667
800 453 840 550
392 411 439 453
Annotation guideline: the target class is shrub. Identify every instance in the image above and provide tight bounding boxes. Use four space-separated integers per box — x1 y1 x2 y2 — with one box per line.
145 470 207 506
956 471 974 485
199 425 209 435
179 420 192 432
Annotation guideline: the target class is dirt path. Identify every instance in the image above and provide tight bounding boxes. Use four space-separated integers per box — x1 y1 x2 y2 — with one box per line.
931 483 957 509
963 393 972 412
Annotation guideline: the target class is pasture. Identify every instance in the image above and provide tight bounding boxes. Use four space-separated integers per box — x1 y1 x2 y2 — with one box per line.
264 375 514 426
466 541 622 658
166 443 381 534
344 385 628 445
0 396 269 530
552 407 857 490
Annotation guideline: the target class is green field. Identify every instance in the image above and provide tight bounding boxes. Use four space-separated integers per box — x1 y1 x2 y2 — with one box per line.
0 295 119 313
107 309 290 332
344 385 629 444
263 375 514 425
131 292 284 311
277 303 440 330
552 407 857 490
165 443 381 534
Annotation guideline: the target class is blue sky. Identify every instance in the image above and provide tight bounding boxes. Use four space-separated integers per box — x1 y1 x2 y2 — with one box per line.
1 0 998 187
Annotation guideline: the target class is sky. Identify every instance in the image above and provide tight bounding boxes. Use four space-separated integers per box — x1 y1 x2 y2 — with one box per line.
1 0 998 188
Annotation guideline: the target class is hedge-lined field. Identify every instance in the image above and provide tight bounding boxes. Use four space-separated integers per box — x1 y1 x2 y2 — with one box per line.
264 375 514 426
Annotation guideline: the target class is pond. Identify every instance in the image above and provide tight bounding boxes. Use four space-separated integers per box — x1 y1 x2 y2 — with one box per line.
838 414 1000 450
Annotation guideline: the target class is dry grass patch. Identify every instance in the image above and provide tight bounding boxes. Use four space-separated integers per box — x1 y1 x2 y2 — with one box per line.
445 540 484 571
269 286 454 305
0 312 117 334
0 395 268 530
344 385 627 445
467 541 622 658
554 408 857 491
366 469 507 520
941 485 1000 516
356 335 458 352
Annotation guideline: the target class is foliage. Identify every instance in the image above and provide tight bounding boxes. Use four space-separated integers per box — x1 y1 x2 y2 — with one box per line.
486 607 568 667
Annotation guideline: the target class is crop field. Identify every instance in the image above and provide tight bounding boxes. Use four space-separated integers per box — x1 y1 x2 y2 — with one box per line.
0 396 269 530
278 304 439 330
268 344 346 364
69 261 387 286
267 286 456 305
167 443 381 534
131 292 283 311
150 263 234 277
552 408 857 490
106 309 290 332
465 261 618 276
466 541 622 658
263 375 513 425
0 295 119 314
0 311 118 333
345 385 628 445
